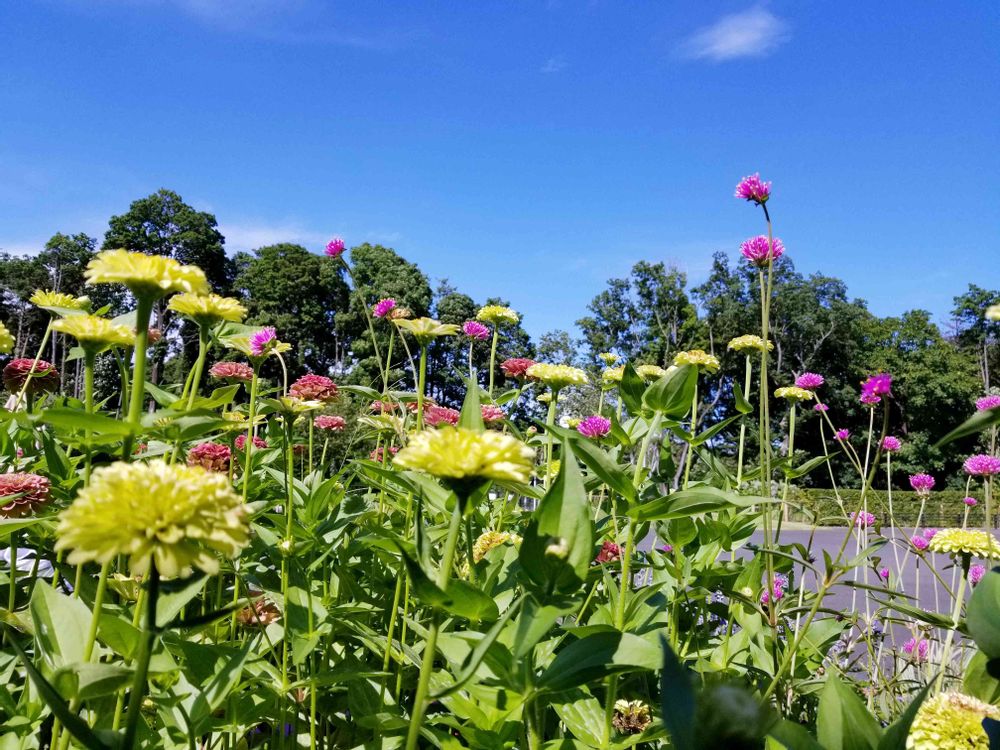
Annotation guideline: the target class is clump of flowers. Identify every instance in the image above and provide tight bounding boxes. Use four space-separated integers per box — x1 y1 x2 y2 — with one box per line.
976 395 1000 411
612 700 652 735
393 427 534 488
906 691 999 750
0 473 52 518
481 405 505 424
881 436 902 452
673 349 720 373
964 454 1000 477
928 529 1000 559
325 237 346 258
187 442 231 473
372 298 396 318
902 637 929 662
3 358 60 394
909 473 935 495
314 415 346 432
55 460 250 578
594 541 622 564
577 415 611 439
734 173 771 204
424 405 461 427
290 374 338 402
775 386 814 402
476 305 519 326
727 334 773 352
795 372 824 390
526 363 589 390
210 361 254 383
501 357 536 380
740 236 784 267
472 530 520 563
85 249 209 298
851 511 876 528
235 434 268 451
462 320 490 340
635 364 668 381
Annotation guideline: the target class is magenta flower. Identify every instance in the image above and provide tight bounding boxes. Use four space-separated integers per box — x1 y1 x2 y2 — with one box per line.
835 429 850 441
814 403 829 412
795 372 824 390
970 564 987 586
860 392 881 406
909 473 935 494
658 543 673 554
878 567 890 581
861 373 892 404
922 527 939 540
851 511 876 528
976 395 1000 411
577 415 611 439
325 237 346 258
373 298 397 318
964 496 979 507
881 436 901 453
760 572 788 605
462 321 490 341
964 454 1000 477
740 235 785 267
249 327 277 357
734 173 771 204
902 637 929 661
911 535 929 551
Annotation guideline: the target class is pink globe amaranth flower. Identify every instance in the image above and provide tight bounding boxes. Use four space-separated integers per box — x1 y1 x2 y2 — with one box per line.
209 361 254 383
577 415 611 439
249 327 277 357
369 446 399 462
851 511 876 528
325 237 346 258
970 564 987 586
658 543 673 554
861 373 892 404
835 429 850 441
3 358 59 394
881 436 902 453
501 357 536 379
964 496 979 507
814 403 829 412
186 442 231 473
372 298 397 319
290 374 338 402
481 405 505 424
734 173 771 204
976 395 1000 411
760 573 787 605
910 535 929 551
314 415 346 432
902 637 929 661
235 434 268 451
0 472 51 518
909 473 935 494
878 567 890 581
795 372 824 390
462 321 491 341
424 405 460 427
922 527 939 541
964 454 1000 477
860 392 881 406
740 235 785 267
594 541 622 564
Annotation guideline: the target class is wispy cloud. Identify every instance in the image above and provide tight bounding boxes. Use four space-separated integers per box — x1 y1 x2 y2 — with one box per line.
218 220 329 254
540 55 568 74
677 7 789 62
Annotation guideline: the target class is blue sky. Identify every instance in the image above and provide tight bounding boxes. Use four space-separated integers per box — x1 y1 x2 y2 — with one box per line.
2 1 998 338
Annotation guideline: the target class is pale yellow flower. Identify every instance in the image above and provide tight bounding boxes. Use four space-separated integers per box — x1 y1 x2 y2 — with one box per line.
394 427 534 486
526 363 588 390
927 529 1000 559
51 315 135 352
472 530 521 562
29 290 90 315
602 366 624 385
635 364 669 381
987 305 1000 322
168 293 247 325
55 460 249 578
0 322 14 355
598 352 618 365
907 692 999 750
673 349 720 373
393 317 460 346
476 305 519 326
774 386 815 402
727 334 773 353
85 249 209 298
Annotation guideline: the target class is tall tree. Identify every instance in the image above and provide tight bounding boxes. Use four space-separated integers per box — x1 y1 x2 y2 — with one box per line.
950 284 1000 390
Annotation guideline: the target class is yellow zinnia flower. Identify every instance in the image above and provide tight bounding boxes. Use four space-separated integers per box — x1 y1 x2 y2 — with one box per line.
927 529 1000 559
51 315 135 353
987 305 1000 322
602 366 624 385
394 427 534 487
168 293 247 325
0 321 14 355
774 386 815 402
673 349 720 373
29 290 90 315
55 460 250 578
526 363 588 390
907 692 999 750
476 305 519 326
727 334 773 353
472 530 521 562
635 364 669 381
393 317 460 346
598 352 618 365
85 249 209 299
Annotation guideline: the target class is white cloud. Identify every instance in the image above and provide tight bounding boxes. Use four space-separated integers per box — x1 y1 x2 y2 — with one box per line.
0 240 46 257
677 7 789 62
218 220 328 253
540 55 568 74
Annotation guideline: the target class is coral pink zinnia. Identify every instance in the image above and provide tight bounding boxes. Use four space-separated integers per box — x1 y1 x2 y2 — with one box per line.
481 405 505 424
734 173 771 204
0 472 52 518
235 434 268 451
3 358 60 394
209 361 254 383
314 415 347 432
964 454 1000 477
186 442 231 473
740 236 784 267
462 321 490 341
289 374 338 402
577 415 611 439
501 357 536 380
373 298 397 319
795 373 824 390
424 405 460 427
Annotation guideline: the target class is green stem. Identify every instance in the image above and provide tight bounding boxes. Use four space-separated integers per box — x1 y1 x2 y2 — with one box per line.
544 392 559 489
341 260 386 390
122 561 160 749
123 297 154 459
736 354 752 485
83 351 96 484
935 557 970 691
241 369 260 504
682 381 698 489
416 345 428 430
488 328 499 398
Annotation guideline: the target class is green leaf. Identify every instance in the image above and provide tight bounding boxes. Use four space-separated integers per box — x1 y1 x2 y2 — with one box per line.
784 454 831 480
545 424 636 503
628 486 758 522
512 597 573 660
877 684 930 750
396 545 499 623
769 720 827 750
53 662 133 700
30 584 93 667
816 673 881 750
659 637 695 750
964 651 1000 704
458 376 485 432
618 363 647 416
733 382 754 415
936 407 1000 447
39 407 132 438
143 380 180 406
966 567 1000 658
536 632 661 692
642 365 697 419
690 414 743 447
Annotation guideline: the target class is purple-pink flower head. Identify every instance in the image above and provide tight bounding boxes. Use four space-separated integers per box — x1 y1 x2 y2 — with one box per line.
922 527 939 541
910 535 929 551
814 403 829 412
909 473 935 494
373 298 397 319
324 237 346 258
740 235 785 268
881 436 902 453
902 637 929 661
976 395 1000 411
249 326 278 357
795 372 824 390
964 496 979 507
835 429 850 441
577 415 611 439
964 454 1000 477
860 392 881 406
970 564 987 586
878 567 890 581
462 320 490 341
734 173 771 204
861 373 892 404
851 510 876 528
